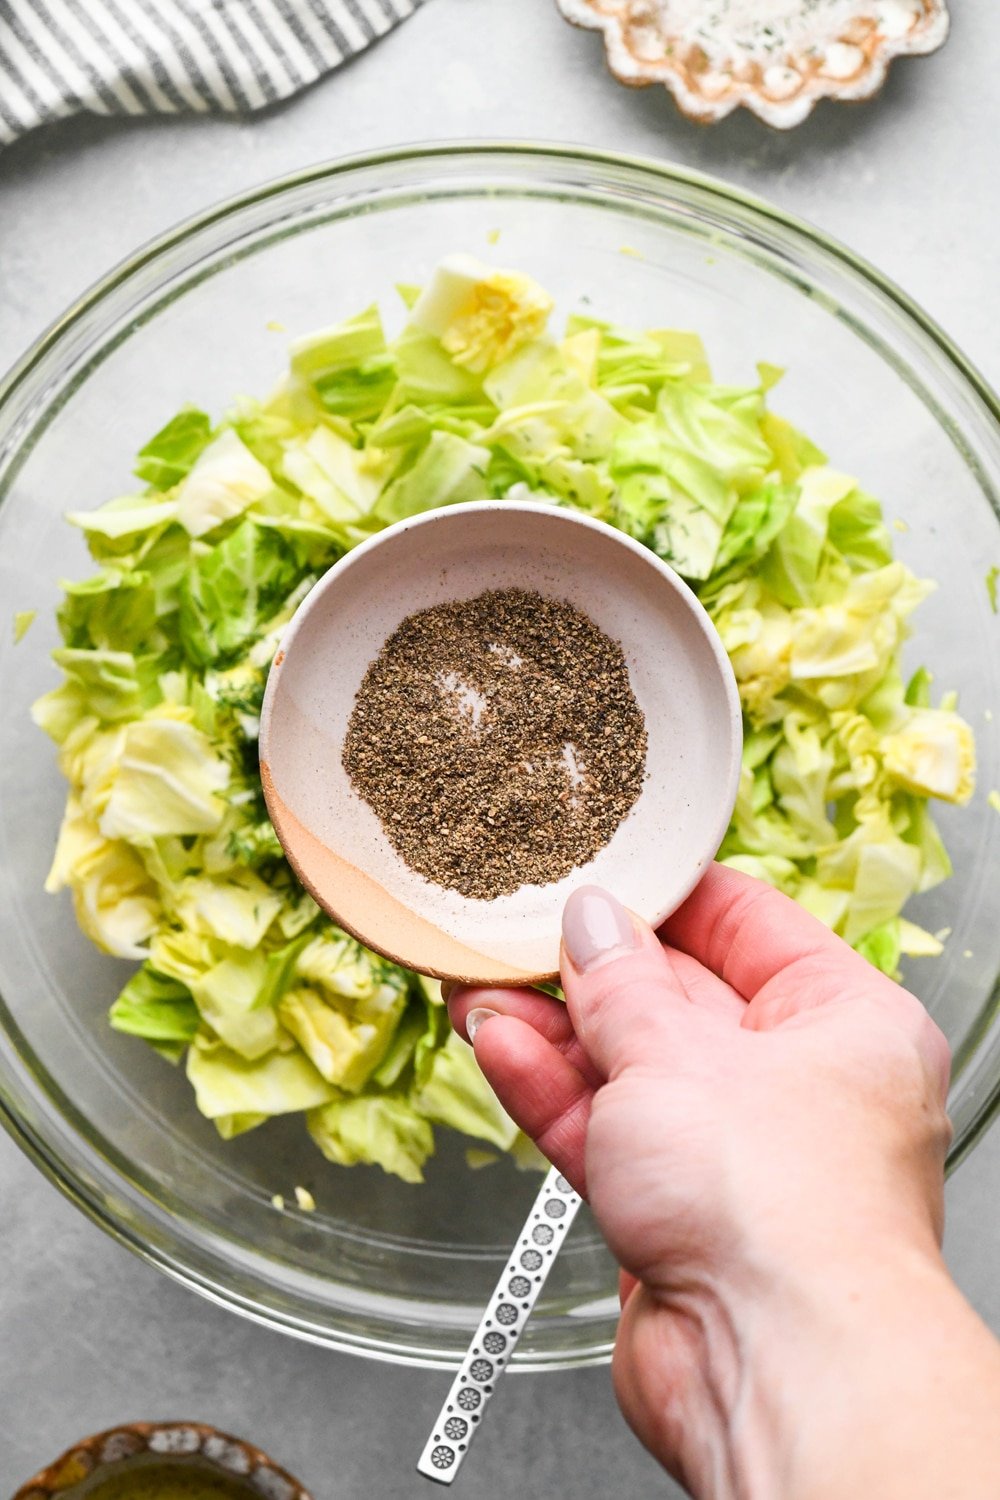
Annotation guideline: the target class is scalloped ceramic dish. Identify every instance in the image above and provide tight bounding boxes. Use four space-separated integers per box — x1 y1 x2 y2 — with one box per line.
13 1423 312 1500
556 0 950 127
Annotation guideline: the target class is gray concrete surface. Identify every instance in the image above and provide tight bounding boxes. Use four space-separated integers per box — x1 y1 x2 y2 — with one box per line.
1 0 999 1494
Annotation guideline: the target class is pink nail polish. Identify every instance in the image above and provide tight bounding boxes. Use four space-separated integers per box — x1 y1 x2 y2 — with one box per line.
562 886 637 972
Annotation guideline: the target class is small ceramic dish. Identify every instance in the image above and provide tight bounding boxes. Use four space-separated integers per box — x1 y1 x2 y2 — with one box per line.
556 0 950 128
260 500 742 985
13 1421 312 1500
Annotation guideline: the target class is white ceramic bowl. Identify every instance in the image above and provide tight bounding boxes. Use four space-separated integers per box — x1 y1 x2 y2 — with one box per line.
260 500 743 983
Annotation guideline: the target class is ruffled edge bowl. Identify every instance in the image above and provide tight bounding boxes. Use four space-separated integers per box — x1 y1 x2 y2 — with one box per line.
555 0 950 127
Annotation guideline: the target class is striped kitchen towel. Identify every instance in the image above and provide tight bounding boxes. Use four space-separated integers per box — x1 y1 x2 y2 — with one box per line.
0 0 427 148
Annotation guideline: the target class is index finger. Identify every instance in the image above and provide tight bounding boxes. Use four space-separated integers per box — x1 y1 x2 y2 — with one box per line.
661 863 872 1002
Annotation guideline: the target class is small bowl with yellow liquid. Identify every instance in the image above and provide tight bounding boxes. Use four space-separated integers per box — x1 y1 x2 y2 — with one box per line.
13 1422 312 1500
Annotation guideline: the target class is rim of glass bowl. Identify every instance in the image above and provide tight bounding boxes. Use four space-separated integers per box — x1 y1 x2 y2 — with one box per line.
1 142 999 1370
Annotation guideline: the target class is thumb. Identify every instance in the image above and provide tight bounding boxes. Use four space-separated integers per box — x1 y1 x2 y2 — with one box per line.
560 886 689 1079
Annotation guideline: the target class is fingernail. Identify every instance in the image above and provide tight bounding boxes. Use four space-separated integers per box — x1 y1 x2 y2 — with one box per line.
562 886 638 973
440 980 455 1002
466 1007 499 1042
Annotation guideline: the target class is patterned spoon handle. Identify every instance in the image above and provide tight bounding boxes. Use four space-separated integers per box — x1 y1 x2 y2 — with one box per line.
416 1165 583 1484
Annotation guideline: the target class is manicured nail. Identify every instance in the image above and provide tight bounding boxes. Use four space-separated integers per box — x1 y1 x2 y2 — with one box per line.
466 1007 499 1042
562 886 638 973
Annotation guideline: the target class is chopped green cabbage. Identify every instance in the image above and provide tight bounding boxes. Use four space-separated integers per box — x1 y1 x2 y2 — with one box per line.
13 609 36 643
36 253 976 1183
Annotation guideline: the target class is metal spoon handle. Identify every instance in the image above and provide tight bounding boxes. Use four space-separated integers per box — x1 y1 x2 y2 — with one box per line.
416 1165 583 1484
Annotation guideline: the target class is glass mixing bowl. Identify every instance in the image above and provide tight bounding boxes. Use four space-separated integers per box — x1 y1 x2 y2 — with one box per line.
1 144 999 1370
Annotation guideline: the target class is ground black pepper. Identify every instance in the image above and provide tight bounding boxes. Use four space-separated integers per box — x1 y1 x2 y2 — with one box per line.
342 588 647 900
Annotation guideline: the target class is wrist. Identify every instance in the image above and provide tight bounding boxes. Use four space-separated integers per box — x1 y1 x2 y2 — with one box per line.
630 1235 957 1500
704 1240 998 1500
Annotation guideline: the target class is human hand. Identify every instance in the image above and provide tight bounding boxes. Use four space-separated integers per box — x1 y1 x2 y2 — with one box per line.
448 865 968 1499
